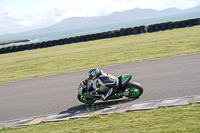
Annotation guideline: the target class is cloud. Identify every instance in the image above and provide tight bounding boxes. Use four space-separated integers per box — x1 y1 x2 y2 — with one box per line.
16 21 33 27
0 8 58 34
111 0 199 10
0 0 199 35
3 7 17 17
161 0 198 9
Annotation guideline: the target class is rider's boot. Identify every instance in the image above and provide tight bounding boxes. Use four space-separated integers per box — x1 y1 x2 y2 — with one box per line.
112 93 123 99
101 88 113 101
101 92 123 101
121 91 129 96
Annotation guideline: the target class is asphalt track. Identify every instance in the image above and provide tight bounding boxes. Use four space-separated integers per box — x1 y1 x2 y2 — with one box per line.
0 53 200 122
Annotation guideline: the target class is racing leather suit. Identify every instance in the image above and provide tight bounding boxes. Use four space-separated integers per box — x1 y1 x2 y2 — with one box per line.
86 70 119 100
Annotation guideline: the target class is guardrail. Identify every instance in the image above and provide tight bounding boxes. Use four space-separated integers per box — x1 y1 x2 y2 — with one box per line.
0 18 200 54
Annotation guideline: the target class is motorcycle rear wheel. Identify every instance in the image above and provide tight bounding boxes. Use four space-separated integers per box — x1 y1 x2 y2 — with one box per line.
125 82 143 98
77 94 96 104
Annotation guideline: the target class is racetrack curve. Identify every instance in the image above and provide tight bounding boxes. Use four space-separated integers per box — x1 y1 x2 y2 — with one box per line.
0 52 200 122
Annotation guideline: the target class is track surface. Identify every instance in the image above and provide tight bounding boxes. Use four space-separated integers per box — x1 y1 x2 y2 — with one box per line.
1 53 200 122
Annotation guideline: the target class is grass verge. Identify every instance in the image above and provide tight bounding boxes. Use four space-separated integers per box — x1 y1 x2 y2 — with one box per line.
1 103 200 133
0 26 200 83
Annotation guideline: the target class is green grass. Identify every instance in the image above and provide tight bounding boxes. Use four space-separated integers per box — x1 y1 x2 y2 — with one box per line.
0 26 200 83
1 103 200 133
0 40 18 44
0 40 25 45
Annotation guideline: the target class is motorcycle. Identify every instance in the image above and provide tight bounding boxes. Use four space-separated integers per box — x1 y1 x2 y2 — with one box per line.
77 74 143 104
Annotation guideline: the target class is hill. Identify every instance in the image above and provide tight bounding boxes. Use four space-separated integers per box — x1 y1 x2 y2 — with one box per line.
0 5 199 40
44 5 200 32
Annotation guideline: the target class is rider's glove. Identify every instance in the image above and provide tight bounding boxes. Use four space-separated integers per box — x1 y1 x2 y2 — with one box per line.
83 79 88 84
80 79 88 88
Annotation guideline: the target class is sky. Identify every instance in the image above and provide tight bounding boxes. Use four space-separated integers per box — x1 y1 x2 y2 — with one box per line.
0 0 199 35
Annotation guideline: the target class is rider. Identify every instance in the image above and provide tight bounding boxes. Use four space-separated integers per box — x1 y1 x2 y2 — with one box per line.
83 68 121 101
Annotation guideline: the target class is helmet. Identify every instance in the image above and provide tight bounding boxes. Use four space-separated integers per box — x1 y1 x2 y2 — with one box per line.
88 68 100 80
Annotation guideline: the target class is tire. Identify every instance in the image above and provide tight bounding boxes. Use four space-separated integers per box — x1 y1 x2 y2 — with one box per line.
154 24 161 31
6 47 11 53
85 35 90 41
107 31 114 38
0 47 6 54
126 28 133 35
18 45 25 51
113 30 120 37
125 82 144 98
53 40 58 46
161 23 167 31
180 20 188 28
63 38 70 44
167 22 174 30
148 25 155 32
188 19 194 27
24 44 31 50
173 21 180 28
74 36 80 42
139 26 148 33
30 43 36 49
133 27 140 34
95 33 100 39
77 94 96 104
193 18 200 25
42 41 48 47
90 34 96 40
119 28 126 36
58 39 63 45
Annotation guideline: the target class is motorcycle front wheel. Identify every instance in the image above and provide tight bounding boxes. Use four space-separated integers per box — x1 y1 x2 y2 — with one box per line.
125 82 144 98
77 94 96 104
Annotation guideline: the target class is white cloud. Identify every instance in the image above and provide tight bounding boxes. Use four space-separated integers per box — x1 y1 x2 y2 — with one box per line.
0 0 199 35
0 8 58 34
16 21 33 27
3 7 18 17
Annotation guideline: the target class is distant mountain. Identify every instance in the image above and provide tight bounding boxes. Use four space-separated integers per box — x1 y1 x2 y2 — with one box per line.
46 5 199 32
184 5 200 12
43 16 107 32
104 8 181 22
46 8 180 31
1 5 200 39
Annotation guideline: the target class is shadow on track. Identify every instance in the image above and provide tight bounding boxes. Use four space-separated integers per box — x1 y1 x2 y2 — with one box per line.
59 97 139 115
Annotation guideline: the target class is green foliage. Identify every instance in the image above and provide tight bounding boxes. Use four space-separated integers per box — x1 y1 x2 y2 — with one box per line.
0 26 200 83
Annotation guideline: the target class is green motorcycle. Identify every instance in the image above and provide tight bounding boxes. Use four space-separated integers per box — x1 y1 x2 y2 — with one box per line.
77 74 143 104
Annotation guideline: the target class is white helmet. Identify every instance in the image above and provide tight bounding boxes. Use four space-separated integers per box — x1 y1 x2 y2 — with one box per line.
88 68 100 80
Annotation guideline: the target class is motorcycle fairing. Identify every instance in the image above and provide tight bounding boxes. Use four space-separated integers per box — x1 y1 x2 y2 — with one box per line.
119 74 132 87
78 86 83 95
99 76 116 85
